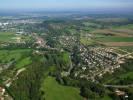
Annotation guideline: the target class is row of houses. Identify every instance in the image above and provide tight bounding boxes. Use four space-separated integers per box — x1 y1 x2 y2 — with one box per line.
73 46 121 81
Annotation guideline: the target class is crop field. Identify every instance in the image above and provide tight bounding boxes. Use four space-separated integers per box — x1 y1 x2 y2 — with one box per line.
112 24 133 30
94 36 133 47
0 32 32 43
91 26 133 47
92 29 133 37
83 22 100 27
96 18 128 23
41 76 83 100
102 42 133 47
96 37 133 42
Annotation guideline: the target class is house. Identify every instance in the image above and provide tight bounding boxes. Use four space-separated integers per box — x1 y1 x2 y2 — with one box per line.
0 86 5 96
115 89 125 96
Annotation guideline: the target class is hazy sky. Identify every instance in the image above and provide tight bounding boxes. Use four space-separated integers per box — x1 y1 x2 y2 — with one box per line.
0 0 133 10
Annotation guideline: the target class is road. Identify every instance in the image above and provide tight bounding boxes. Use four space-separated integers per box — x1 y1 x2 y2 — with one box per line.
5 68 26 87
104 84 133 88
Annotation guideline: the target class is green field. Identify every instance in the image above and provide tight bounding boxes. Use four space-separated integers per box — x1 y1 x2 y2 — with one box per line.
62 52 70 63
113 24 133 30
119 46 133 52
0 32 16 42
83 22 100 27
105 71 133 84
16 57 32 68
41 76 83 100
119 72 133 79
0 49 32 68
0 32 32 43
80 37 94 45
96 36 133 42
101 95 112 100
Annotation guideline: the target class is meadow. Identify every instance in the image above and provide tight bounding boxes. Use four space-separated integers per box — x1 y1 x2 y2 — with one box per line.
0 49 32 69
41 76 83 100
0 32 16 43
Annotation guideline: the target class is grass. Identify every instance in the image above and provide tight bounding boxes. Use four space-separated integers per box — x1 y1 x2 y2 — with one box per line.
111 72 133 84
0 32 16 42
68 29 77 34
96 36 133 42
119 72 133 79
0 49 32 66
83 22 100 27
62 52 70 63
105 71 133 84
96 18 128 23
0 49 32 84
0 32 31 43
41 76 83 100
16 57 32 69
101 95 112 100
112 24 133 30
0 50 21 63
119 46 133 52
80 37 94 45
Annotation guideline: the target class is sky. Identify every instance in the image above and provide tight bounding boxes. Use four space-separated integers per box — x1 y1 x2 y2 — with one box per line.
0 0 133 11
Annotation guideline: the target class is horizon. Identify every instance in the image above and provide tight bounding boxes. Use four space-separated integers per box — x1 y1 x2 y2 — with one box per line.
0 0 133 12
0 8 133 15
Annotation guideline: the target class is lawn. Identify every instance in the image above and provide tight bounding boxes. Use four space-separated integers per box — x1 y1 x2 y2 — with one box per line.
41 76 83 100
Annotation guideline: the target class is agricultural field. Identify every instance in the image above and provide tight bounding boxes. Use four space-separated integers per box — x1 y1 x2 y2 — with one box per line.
95 37 133 42
91 26 133 47
92 29 133 37
41 76 83 100
0 31 33 44
96 18 129 23
112 24 133 30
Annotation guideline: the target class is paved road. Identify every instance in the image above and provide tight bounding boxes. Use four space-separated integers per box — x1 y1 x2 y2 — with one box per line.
104 84 133 88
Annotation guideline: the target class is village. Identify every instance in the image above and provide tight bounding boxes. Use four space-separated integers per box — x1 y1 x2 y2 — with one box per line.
0 12 133 99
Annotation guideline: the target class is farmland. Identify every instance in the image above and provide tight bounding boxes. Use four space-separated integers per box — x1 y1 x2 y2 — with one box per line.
95 37 133 42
